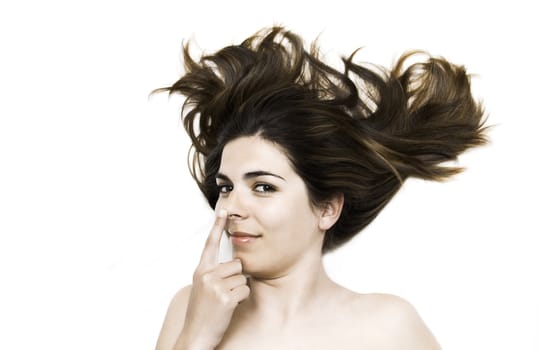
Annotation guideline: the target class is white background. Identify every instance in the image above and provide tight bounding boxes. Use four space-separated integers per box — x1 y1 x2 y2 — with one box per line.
1 1 539 349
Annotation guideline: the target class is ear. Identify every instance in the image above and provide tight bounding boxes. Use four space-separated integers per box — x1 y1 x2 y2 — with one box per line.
318 193 344 231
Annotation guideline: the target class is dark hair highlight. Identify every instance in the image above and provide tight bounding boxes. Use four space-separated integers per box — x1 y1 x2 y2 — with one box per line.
154 27 488 252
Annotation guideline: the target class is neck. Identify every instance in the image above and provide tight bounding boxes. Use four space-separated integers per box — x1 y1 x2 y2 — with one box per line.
243 252 337 324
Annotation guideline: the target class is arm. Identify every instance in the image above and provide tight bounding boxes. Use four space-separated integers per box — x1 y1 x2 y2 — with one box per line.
155 285 192 350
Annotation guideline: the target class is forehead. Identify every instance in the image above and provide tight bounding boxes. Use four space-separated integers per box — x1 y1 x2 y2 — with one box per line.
219 136 293 175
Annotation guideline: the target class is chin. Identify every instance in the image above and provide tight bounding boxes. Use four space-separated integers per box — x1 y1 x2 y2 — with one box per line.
233 254 260 274
234 255 284 280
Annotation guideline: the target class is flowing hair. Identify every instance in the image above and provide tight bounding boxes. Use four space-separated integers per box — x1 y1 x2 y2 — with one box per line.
154 27 488 252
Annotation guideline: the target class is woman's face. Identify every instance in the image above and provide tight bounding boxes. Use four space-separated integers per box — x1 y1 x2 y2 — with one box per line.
215 136 325 278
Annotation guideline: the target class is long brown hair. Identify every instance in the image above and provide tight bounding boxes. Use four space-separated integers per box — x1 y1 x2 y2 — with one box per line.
155 27 488 252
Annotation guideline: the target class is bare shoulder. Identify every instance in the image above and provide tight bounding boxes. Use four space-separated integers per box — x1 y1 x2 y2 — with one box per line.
347 293 441 350
155 285 192 350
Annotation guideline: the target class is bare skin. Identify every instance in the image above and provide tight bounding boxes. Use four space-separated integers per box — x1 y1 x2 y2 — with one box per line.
155 136 441 350
155 215 440 349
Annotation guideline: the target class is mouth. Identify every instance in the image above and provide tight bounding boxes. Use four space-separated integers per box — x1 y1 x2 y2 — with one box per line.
227 231 262 245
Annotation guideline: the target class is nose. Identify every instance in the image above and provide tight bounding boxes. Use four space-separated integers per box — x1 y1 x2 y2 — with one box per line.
220 187 248 221
228 212 242 219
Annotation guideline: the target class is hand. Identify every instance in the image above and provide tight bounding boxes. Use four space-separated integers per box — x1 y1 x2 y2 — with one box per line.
177 209 250 350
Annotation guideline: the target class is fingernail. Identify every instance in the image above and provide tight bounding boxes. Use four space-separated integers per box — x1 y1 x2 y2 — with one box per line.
217 208 227 218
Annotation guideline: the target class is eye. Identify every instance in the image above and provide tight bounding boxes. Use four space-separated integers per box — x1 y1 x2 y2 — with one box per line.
216 184 233 194
253 183 276 193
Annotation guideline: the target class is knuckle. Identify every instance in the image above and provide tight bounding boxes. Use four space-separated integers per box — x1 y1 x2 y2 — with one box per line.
200 272 213 284
218 292 233 307
193 265 209 280
212 283 222 295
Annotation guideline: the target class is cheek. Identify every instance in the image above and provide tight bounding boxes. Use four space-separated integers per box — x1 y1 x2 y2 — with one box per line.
253 201 284 229
258 197 318 236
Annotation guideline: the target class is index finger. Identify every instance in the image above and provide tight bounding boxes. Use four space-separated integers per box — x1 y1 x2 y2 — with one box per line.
198 208 228 269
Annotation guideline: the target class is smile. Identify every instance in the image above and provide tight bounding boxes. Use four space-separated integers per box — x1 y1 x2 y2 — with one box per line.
227 231 262 245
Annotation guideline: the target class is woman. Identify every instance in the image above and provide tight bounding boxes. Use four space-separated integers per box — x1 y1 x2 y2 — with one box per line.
154 27 487 349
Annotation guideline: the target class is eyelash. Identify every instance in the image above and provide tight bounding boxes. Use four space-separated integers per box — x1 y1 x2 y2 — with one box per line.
254 183 276 193
216 183 276 194
217 184 233 194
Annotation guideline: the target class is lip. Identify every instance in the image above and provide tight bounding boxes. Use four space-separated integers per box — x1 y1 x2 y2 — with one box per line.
227 231 262 245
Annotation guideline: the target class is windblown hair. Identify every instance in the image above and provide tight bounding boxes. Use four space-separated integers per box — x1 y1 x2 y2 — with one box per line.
156 27 488 253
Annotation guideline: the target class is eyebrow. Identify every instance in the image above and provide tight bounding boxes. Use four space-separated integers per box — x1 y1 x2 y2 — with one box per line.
216 171 286 182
